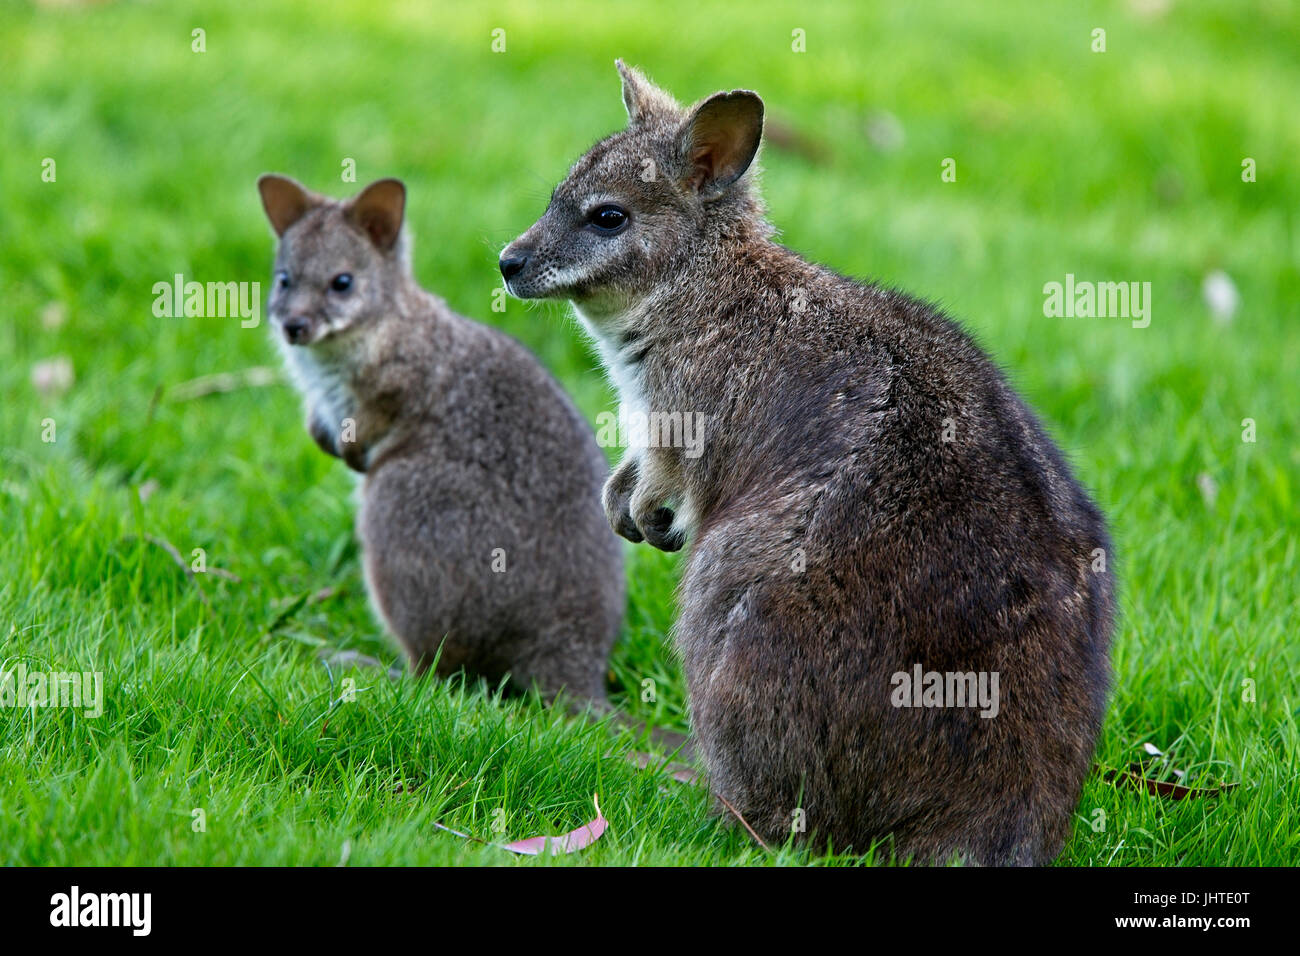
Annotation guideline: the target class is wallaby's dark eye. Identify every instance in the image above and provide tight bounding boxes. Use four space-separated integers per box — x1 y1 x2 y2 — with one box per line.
330 273 353 293
275 270 290 289
587 204 629 234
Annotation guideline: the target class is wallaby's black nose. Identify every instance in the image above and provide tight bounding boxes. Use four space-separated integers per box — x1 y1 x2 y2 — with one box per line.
499 254 528 281
283 317 310 344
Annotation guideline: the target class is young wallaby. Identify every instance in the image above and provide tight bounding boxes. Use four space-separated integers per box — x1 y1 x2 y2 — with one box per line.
500 63 1115 864
256 174 624 706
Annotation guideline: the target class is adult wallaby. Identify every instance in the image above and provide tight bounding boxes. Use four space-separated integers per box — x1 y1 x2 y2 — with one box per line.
257 174 624 706
499 63 1115 864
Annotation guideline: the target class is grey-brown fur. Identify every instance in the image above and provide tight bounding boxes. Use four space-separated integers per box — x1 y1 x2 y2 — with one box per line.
257 175 624 705
501 63 1115 864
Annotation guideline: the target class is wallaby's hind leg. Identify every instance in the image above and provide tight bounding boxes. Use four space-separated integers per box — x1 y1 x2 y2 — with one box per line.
504 622 698 763
506 627 610 709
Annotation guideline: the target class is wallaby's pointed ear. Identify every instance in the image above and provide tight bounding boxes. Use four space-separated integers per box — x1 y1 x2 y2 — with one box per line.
616 59 678 125
675 90 764 199
346 178 406 251
257 174 321 237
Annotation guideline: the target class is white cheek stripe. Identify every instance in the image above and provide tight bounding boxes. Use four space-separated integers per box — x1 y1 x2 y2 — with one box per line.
547 263 597 289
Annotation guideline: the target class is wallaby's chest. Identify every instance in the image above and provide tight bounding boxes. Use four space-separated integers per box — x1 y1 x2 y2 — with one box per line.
282 343 359 425
575 306 649 415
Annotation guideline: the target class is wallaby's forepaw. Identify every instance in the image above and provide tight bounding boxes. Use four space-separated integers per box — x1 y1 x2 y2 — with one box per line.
610 501 644 543
308 409 368 472
638 506 685 552
340 439 368 474
603 462 644 543
308 410 342 460
604 454 686 551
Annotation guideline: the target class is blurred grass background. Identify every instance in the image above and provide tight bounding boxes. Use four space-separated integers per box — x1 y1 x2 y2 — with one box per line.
0 0 1297 864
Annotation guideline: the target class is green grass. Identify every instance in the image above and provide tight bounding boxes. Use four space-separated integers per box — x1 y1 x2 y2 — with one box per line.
2 0 1297 865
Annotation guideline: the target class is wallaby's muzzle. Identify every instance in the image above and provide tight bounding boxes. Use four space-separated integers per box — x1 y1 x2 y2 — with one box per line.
499 250 529 282
499 231 549 297
281 314 313 345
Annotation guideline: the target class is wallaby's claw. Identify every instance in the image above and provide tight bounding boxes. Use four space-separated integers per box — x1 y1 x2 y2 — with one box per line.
639 506 684 552
615 511 644 543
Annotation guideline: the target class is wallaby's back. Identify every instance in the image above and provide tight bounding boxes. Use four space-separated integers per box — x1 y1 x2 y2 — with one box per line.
671 248 1113 864
358 307 624 701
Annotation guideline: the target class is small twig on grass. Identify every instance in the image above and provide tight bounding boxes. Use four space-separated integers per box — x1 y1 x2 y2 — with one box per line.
167 366 281 402
130 534 241 602
143 533 187 569
713 791 771 851
144 534 240 583
139 534 209 607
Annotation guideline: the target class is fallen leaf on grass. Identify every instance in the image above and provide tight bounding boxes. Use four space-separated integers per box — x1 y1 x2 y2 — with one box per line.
1105 764 1239 800
501 796 608 855
168 366 280 402
435 794 608 856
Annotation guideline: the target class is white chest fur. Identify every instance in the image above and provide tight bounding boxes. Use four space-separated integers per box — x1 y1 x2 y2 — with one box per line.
572 301 697 536
572 302 648 417
279 339 358 428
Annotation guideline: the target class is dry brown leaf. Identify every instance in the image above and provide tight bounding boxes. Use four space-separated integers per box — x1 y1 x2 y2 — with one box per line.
1105 763 1239 800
